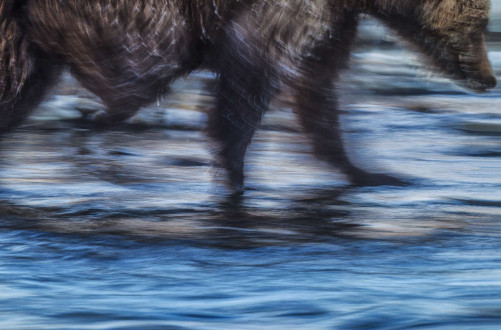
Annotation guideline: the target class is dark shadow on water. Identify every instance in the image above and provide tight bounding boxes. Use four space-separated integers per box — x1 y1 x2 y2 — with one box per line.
0 186 359 249
205 188 357 247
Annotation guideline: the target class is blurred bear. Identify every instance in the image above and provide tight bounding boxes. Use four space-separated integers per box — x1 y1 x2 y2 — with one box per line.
0 0 496 193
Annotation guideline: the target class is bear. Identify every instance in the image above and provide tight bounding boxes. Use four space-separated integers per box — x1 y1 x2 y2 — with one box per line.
0 0 497 194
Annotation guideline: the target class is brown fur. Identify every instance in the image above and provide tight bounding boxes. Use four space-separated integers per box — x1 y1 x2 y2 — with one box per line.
0 0 497 192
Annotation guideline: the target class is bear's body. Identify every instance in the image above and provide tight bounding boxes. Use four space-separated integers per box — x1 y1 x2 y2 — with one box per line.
0 0 496 192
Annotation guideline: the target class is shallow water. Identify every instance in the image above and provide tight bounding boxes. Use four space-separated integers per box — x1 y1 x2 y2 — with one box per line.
2 18 501 329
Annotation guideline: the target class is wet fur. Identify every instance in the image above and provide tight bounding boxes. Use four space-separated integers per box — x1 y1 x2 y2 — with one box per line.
0 0 496 192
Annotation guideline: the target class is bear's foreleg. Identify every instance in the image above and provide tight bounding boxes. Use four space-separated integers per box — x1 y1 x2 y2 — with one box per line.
292 12 406 186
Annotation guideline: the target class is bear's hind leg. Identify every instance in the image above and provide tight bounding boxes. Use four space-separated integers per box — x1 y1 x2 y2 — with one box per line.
0 53 60 134
68 65 169 128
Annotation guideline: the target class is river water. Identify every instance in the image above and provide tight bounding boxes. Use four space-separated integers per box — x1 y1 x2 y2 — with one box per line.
1 15 501 330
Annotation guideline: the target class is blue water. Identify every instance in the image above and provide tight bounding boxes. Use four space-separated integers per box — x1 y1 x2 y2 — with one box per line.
1 230 500 329
1 18 501 329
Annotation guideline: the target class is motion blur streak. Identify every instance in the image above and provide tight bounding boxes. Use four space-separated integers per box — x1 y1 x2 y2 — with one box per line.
0 1 500 329
0 1 496 193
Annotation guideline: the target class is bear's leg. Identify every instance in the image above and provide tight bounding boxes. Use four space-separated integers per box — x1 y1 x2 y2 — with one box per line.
68 65 164 127
89 93 154 127
64 45 193 127
292 76 406 187
208 63 276 194
288 12 406 187
0 54 60 134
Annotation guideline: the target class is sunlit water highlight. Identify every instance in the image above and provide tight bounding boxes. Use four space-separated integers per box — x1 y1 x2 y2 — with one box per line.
1 19 501 329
